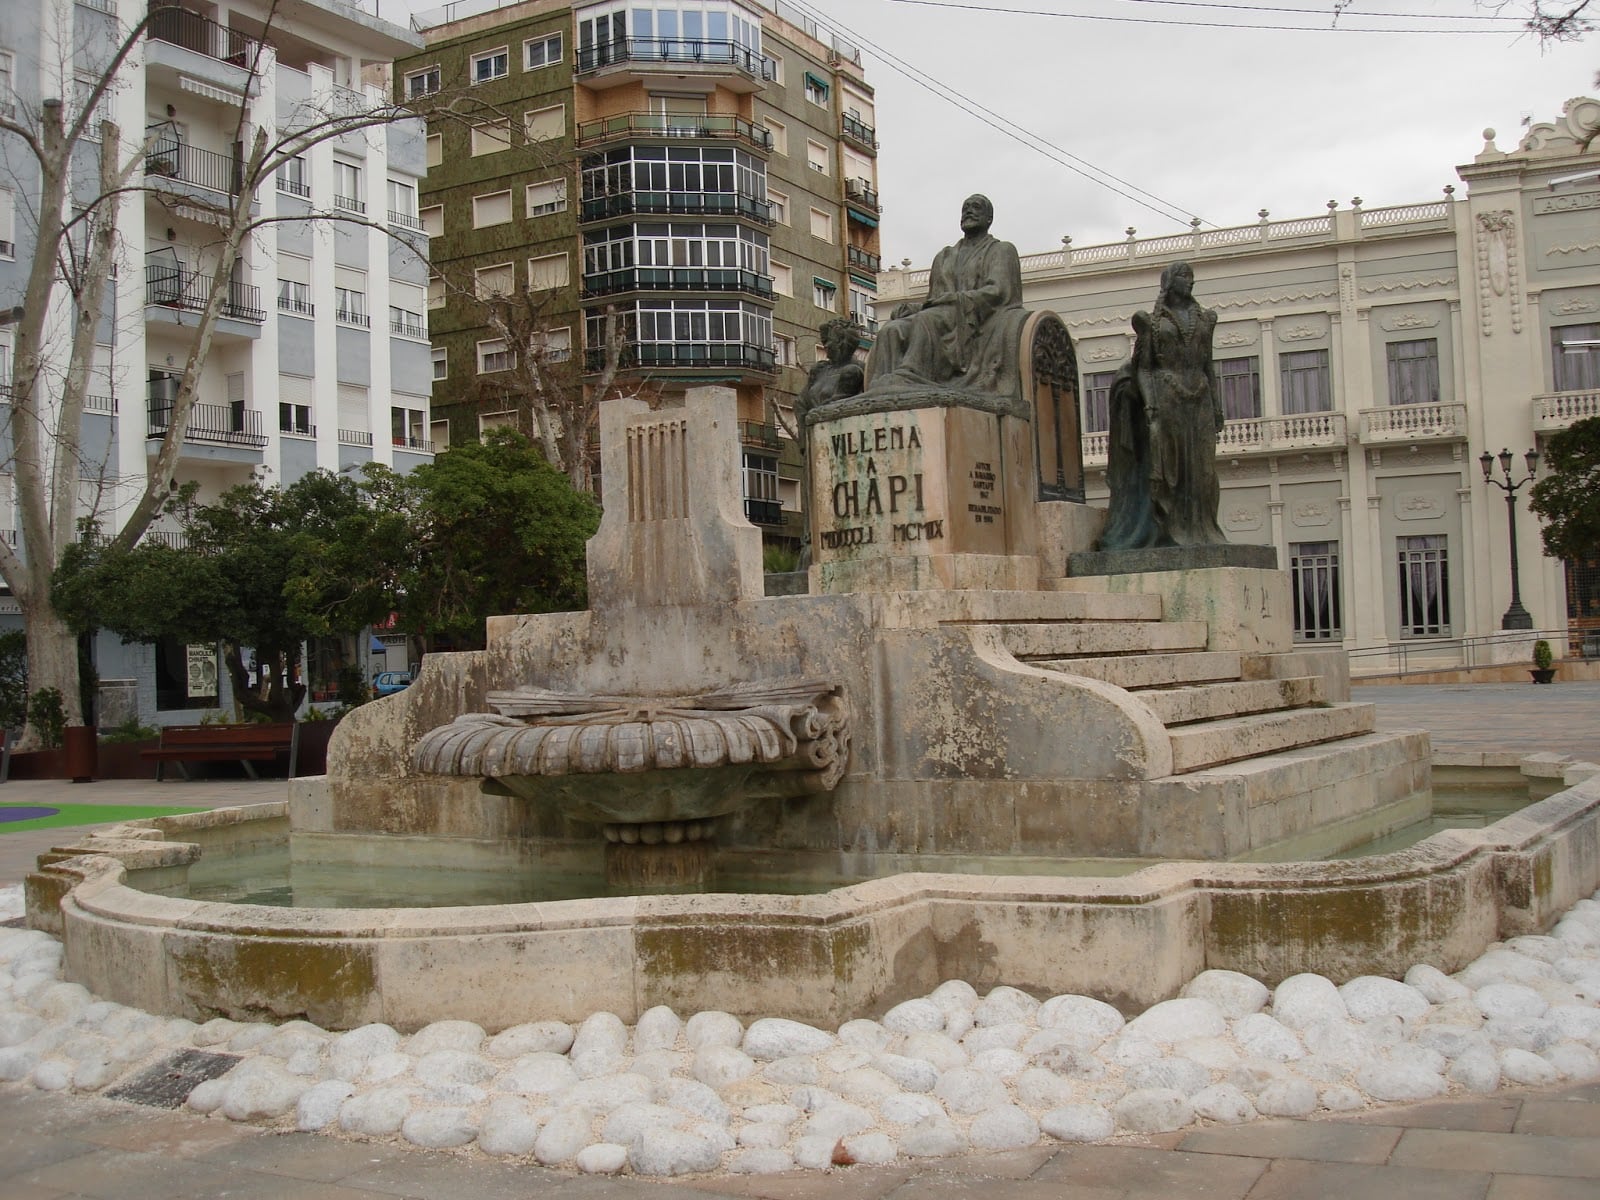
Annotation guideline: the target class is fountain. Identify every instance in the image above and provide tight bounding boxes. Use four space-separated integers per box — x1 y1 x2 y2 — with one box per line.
24 250 1600 1034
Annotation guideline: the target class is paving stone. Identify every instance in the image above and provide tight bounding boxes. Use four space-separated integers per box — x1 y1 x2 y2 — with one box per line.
1179 1119 1401 1163
1033 1143 1267 1198
1390 1128 1600 1178
102 1049 241 1109
1243 1158 1492 1200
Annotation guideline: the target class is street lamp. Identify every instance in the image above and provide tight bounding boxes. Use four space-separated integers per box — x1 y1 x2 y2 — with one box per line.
1479 446 1540 630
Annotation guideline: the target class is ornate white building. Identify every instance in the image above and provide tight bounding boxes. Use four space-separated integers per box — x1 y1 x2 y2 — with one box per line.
878 98 1600 670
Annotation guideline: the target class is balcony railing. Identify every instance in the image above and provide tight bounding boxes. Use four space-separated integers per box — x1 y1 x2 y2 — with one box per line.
147 6 261 66
845 178 881 214
1359 401 1468 443
739 421 780 449
387 209 425 232
84 393 117 414
336 308 371 327
841 113 877 150
141 529 188 550
588 342 777 373
1081 412 1349 466
575 112 772 151
146 263 265 323
582 266 774 300
339 428 374 447
847 245 881 273
144 135 241 195
744 497 784 526
334 194 366 214
1534 388 1600 431
390 316 427 338
277 177 310 199
580 190 773 224
147 398 267 448
392 435 435 452
575 37 771 81
279 295 314 316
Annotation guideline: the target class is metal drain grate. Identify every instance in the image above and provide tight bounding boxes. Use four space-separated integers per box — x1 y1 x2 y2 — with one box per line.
105 1048 242 1108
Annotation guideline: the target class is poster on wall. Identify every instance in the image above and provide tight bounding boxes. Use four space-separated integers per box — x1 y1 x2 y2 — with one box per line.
186 644 218 700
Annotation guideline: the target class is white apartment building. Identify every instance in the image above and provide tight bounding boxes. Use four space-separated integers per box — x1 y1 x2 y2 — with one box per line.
879 97 1600 672
0 1 432 720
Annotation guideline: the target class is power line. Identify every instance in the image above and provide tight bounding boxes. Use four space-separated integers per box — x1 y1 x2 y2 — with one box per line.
1115 0 1523 18
788 0 1207 227
885 0 1523 33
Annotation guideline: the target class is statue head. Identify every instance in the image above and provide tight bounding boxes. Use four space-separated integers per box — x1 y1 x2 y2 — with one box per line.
1159 260 1195 303
959 194 994 236
819 317 860 364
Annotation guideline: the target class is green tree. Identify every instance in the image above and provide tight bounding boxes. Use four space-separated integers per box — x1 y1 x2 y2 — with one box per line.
1529 416 1600 561
55 471 385 722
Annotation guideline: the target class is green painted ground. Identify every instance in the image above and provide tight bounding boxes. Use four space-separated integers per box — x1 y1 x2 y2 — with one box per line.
0 804 205 834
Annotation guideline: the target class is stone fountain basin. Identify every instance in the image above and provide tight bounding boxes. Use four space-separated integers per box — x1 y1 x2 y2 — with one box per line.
24 759 1600 1033
485 764 771 825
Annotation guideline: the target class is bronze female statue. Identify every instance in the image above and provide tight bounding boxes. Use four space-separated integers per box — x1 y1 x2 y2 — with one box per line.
1098 261 1228 550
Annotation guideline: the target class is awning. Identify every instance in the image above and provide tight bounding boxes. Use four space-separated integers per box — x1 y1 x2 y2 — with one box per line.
813 276 837 290
846 209 879 228
804 71 829 93
849 274 877 291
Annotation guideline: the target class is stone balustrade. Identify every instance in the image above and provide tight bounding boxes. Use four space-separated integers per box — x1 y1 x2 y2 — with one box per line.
1359 401 1469 443
1534 389 1600 430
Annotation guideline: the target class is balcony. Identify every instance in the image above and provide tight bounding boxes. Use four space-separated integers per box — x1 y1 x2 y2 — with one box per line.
145 135 241 196
847 245 881 274
744 497 784 526
841 113 877 152
845 179 880 225
575 112 772 152
1358 401 1468 445
588 342 777 374
278 295 314 317
575 37 772 93
388 209 425 233
147 395 267 449
582 266 774 301
1533 389 1600 432
146 263 265 325
336 308 372 328
739 421 780 449
1081 412 1349 467
145 7 262 97
392 435 435 453
580 190 773 225
339 429 374 447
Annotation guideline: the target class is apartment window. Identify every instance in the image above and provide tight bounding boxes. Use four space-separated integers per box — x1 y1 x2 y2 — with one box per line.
0 51 14 118
474 262 515 300
276 155 310 198
0 187 14 258
405 65 440 99
1280 349 1331 414
766 117 787 155
479 410 517 436
426 134 442 167
337 384 369 441
1386 339 1439 405
389 284 426 338
1216 356 1262 421
74 75 106 140
771 262 792 297
431 420 450 451
334 268 368 326
387 179 421 230
813 278 836 310
332 160 364 213
277 278 312 316
1397 535 1450 638
775 333 796 366
431 347 447 380
279 402 313 436
427 274 445 310
1290 541 1342 642
477 338 515 373
809 207 833 242
471 47 509 83
525 178 567 217
473 190 513 228
806 140 829 175
1553 324 1600 391
766 52 783 85
420 205 444 237
528 252 569 291
524 104 566 143
471 119 511 156
742 451 779 523
804 72 829 106
535 327 572 362
1082 371 1114 434
767 189 787 226
524 32 562 69
849 285 875 330
392 405 427 449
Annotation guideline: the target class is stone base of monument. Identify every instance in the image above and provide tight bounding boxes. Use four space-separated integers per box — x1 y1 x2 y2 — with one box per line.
1056 563 1293 656
1066 543 1279 576
605 840 714 892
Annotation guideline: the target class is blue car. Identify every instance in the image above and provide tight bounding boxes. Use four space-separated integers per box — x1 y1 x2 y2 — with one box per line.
372 671 413 698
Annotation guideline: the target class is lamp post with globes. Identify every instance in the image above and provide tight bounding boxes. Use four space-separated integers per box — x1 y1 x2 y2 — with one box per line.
1479 446 1540 631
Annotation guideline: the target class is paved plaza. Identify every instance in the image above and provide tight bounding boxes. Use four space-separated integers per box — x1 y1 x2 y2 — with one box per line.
1 682 1598 1199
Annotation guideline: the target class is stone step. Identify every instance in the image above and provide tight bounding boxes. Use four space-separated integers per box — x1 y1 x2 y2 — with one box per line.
997 621 1211 660
919 590 1163 625
1166 702 1377 774
1035 650 1244 690
1140 676 1325 727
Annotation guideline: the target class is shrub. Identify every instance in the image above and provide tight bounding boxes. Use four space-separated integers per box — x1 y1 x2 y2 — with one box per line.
99 716 160 744
26 687 66 749
1533 639 1555 671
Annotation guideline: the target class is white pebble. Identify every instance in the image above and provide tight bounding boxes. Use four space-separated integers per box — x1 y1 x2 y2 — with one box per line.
873 1052 938 1092
1354 1061 1443 1102
402 1107 478 1149
31 1060 71 1091
1449 1045 1502 1092
571 1012 628 1059
1233 1013 1305 1062
838 1018 892 1050
692 1045 756 1089
1340 977 1430 1024
736 1120 788 1149
296 1080 354 1131
498 1051 577 1096
973 986 1039 1026
743 1016 834 1060
405 1020 484 1056
933 1067 1008 1115
879 1092 943 1126
1183 970 1269 1019
1191 1083 1256 1123
1038 994 1125 1039
1475 984 1549 1021
801 1101 874 1141
727 1148 796 1174
220 1061 308 1120
1499 1047 1559 1085
186 1077 227 1113
1123 998 1226 1043
478 1098 541 1156
882 998 945 1034
1272 975 1348 1030
899 1030 967 1072
486 1021 572 1058
576 1143 629 1174
533 1109 592 1165
969 1104 1040 1151
900 1115 968 1157
414 1050 495 1088
1016 1066 1077 1109
1405 964 1472 1004
1113 1088 1193 1133
630 1128 724 1176
339 1087 413 1136
838 1131 898 1164
684 1011 743 1050
1545 1041 1600 1081
1255 1079 1318 1117
1125 1056 1211 1095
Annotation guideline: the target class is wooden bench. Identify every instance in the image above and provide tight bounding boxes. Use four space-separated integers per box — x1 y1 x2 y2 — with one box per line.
141 723 300 781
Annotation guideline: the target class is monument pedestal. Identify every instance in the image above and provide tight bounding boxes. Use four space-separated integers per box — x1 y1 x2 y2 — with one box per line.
807 404 1038 594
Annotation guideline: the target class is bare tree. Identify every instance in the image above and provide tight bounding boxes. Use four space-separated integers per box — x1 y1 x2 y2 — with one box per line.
0 4 459 742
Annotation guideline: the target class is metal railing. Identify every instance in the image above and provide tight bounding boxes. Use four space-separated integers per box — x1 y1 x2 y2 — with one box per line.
277 177 310 198
145 263 265 323
333 194 366 214
582 266 773 299
739 421 780 449
744 497 783 526
841 113 877 149
1534 388 1600 429
588 342 777 373
336 308 371 327
338 428 374 446
847 245 881 273
144 135 241 195
1348 626 1600 674
845 178 880 214
575 111 772 151
147 398 267 448
147 6 261 66
84 394 117 414
278 295 314 316
580 190 773 224
140 529 189 549
387 209 425 231
389 316 427 338
575 37 771 80
1359 401 1468 442
392 435 435 452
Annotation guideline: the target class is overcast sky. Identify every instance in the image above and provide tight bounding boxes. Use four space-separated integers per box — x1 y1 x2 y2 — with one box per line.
384 1 1598 267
